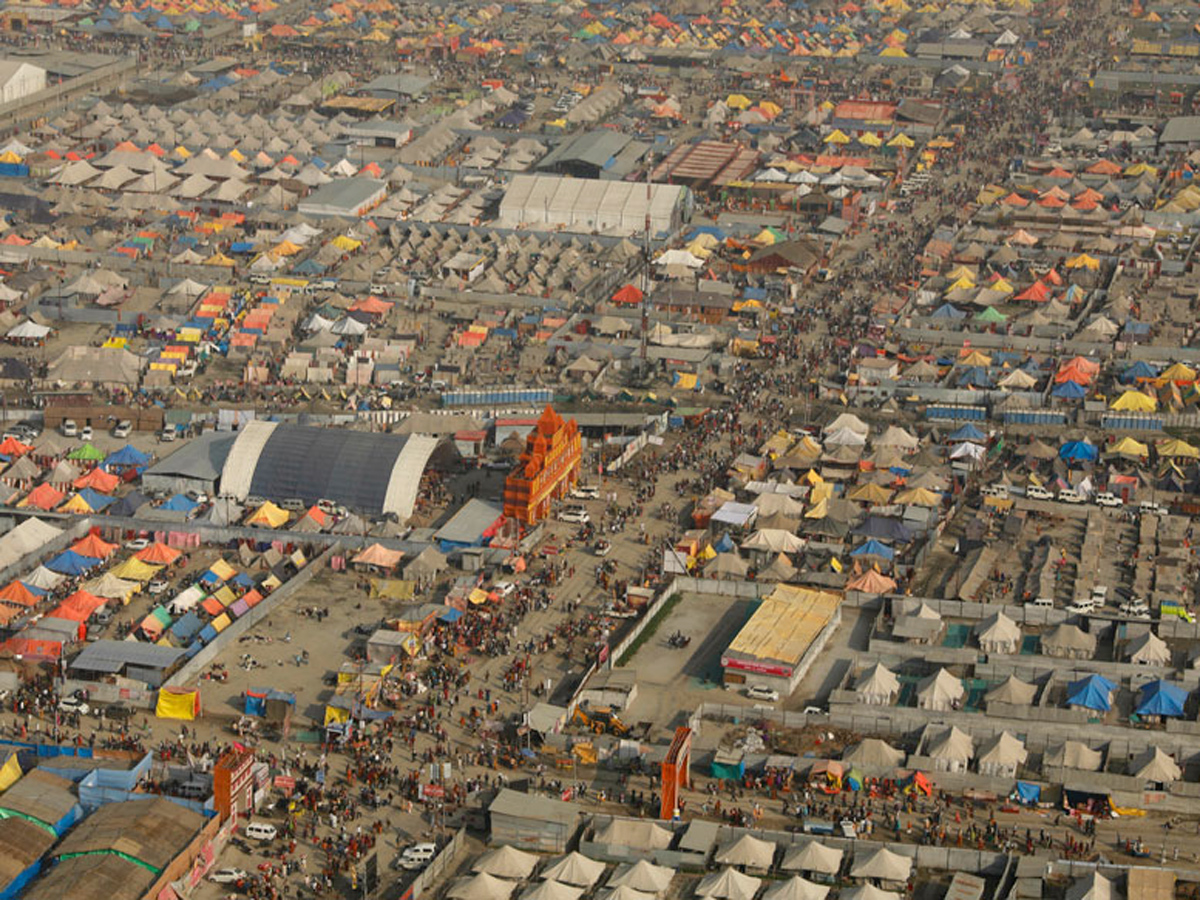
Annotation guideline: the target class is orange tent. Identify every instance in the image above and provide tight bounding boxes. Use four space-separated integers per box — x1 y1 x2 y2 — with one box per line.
137 543 182 565
73 467 120 493
0 580 39 608
0 437 31 457
19 483 63 510
52 590 106 620
71 533 118 559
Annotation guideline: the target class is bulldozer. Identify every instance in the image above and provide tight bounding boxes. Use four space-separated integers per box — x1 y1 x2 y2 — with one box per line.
572 704 629 737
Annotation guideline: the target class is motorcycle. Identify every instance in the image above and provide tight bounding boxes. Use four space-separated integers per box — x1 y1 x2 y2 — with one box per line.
667 631 691 649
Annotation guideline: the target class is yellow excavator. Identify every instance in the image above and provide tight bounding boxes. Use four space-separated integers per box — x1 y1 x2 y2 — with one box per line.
572 704 629 736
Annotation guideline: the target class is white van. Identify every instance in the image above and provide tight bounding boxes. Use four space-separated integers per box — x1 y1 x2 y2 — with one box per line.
1027 597 1055 609
400 843 437 870
1067 598 1096 615
1057 488 1085 504
1026 485 1053 500
1095 492 1123 507
244 822 277 842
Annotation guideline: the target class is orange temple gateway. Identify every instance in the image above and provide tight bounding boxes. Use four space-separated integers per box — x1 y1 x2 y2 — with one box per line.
503 406 582 524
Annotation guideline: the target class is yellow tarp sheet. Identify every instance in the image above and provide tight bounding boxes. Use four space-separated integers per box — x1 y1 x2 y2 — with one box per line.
370 579 416 601
209 558 237 581
725 585 841 666
0 753 21 792
246 502 289 528
156 688 199 721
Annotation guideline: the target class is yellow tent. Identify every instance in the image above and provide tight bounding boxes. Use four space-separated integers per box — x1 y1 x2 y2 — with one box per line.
204 252 235 267
109 557 163 582
1065 253 1100 270
887 133 915 148
0 753 20 792
1109 390 1157 412
894 487 941 506
332 235 362 252
879 46 908 57
58 494 95 514
945 265 976 281
961 350 992 366
1108 436 1149 458
847 483 893 504
1161 362 1197 382
1124 162 1158 177
824 129 851 144
805 498 828 519
155 687 199 721
0 151 22 164
246 501 289 528
858 132 882 147
1158 438 1200 459
228 148 246 162
210 558 237 581
990 278 1014 293
753 227 781 245
947 275 976 292
324 705 350 725
274 240 303 256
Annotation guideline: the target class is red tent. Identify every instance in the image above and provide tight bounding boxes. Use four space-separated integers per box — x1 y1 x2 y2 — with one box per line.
0 437 30 457
137 543 182 565
73 467 120 493
0 580 39 608
612 284 644 305
19 483 63 510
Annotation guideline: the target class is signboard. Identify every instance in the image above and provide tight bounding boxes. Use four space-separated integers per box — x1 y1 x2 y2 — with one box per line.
720 656 792 678
274 775 296 794
422 783 445 799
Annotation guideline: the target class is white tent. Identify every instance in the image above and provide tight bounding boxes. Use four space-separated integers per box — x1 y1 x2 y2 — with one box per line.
1045 741 1103 771
600 888 658 900
1042 623 1096 660
975 612 1021 654
6 320 51 340
984 675 1036 707
841 887 901 900
849 847 911 885
856 663 900 706
520 883 582 900
608 860 674 894
539 854 606 888
742 529 806 553
695 869 761 900
916 669 964 711
1066 872 1122 900
714 834 776 871
874 426 918 450
780 841 842 876
842 739 904 769
449 873 518 900
824 413 869 436
976 731 1028 777
925 725 974 773
1131 746 1181 784
823 426 867 447
1126 630 1170 666
762 877 829 900
473 846 539 880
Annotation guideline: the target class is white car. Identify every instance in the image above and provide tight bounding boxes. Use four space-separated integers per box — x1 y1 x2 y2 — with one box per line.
558 507 589 525
60 419 78 437
492 581 516 598
58 696 89 716
746 685 779 702
112 420 132 439
80 426 93 441
1095 492 1123 507
1120 600 1150 618
570 485 600 500
125 538 151 550
1026 486 1053 500
209 868 249 885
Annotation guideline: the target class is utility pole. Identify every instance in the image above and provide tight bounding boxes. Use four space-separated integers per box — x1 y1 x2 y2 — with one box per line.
641 153 652 372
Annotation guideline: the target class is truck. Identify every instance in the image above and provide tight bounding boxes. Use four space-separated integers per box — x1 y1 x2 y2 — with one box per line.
802 819 858 838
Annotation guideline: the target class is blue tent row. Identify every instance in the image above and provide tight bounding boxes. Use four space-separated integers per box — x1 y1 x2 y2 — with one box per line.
76 488 115 512
1059 439 1098 462
850 539 894 560
946 422 986 443
161 494 198 513
1051 381 1087 400
103 444 150 469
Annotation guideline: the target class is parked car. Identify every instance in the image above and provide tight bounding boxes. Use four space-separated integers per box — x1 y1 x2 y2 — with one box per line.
60 419 78 437
1067 599 1096 615
112 420 132 438
1026 485 1053 500
557 507 589 524
570 485 600 500
1057 488 1085 504
158 428 177 443
125 538 151 550
1138 500 1167 516
1095 492 1123 507
80 426 93 441
746 685 779 702
58 696 89 716
209 868 249 885
1120 600 1151 618
244 822 278 842
147 580 169 595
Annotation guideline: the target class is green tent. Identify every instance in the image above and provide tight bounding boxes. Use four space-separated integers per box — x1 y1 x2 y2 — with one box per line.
67 442 105 462
975 306 1007 323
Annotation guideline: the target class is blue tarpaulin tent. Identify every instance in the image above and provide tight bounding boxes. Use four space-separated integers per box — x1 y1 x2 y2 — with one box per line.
947 423 986 443
1015 781 1041 804
1059 439 1098 462
1066 674 1115 712
46 550 100 576
713 533 735 553
1137 679 1187 718
103 444 151 470
1121 361 1159 383
169 611 203 642
1051 381 1087 400
850 539 895 560
161 494 198 512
